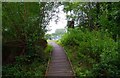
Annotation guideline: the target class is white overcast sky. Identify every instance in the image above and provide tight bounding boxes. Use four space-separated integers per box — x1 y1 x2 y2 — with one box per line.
47 5 67 34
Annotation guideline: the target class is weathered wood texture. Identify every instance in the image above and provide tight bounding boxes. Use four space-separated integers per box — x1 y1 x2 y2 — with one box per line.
45 42 74 78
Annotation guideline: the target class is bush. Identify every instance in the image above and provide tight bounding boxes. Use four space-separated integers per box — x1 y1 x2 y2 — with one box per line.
2 44 53 77
60 28 119 77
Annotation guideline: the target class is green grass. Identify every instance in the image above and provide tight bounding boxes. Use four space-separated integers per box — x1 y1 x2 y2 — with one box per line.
63 46 93 78
44 44 53 60
47 40 56 42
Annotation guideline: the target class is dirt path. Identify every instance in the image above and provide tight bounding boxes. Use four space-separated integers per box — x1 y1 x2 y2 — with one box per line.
45 41 74 77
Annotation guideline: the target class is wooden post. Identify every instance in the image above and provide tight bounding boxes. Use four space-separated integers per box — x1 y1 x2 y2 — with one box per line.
67 20 74 29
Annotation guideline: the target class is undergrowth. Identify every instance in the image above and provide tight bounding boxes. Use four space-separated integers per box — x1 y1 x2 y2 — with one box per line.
60 28 119 78
2 44 53 77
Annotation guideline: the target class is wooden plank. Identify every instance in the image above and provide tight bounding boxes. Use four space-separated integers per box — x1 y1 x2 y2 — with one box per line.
45 42 75 78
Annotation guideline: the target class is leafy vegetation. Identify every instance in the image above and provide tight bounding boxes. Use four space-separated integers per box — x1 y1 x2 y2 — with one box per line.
59 2 120 78
60 28 119 77
2 2 55 77
2 2 120 77
45 29 66 40
62 2 120 40
2 44 53 77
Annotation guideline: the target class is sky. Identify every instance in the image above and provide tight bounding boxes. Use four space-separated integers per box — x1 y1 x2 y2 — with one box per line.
47 5 67 34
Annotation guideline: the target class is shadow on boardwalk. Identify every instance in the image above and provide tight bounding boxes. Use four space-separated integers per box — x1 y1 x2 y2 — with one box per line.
45 41 75 78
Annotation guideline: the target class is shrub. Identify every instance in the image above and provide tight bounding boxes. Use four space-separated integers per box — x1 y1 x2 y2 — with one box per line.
2 44 53 77
60 28 119 77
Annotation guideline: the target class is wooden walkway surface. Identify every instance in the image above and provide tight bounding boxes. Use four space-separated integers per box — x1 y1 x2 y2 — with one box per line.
45 41 74 78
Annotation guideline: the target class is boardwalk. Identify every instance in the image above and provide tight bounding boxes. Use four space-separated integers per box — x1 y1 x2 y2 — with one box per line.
45 41 74 78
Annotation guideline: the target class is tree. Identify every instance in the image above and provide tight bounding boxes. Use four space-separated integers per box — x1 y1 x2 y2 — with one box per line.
63 2 120 40
2 2 59 64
